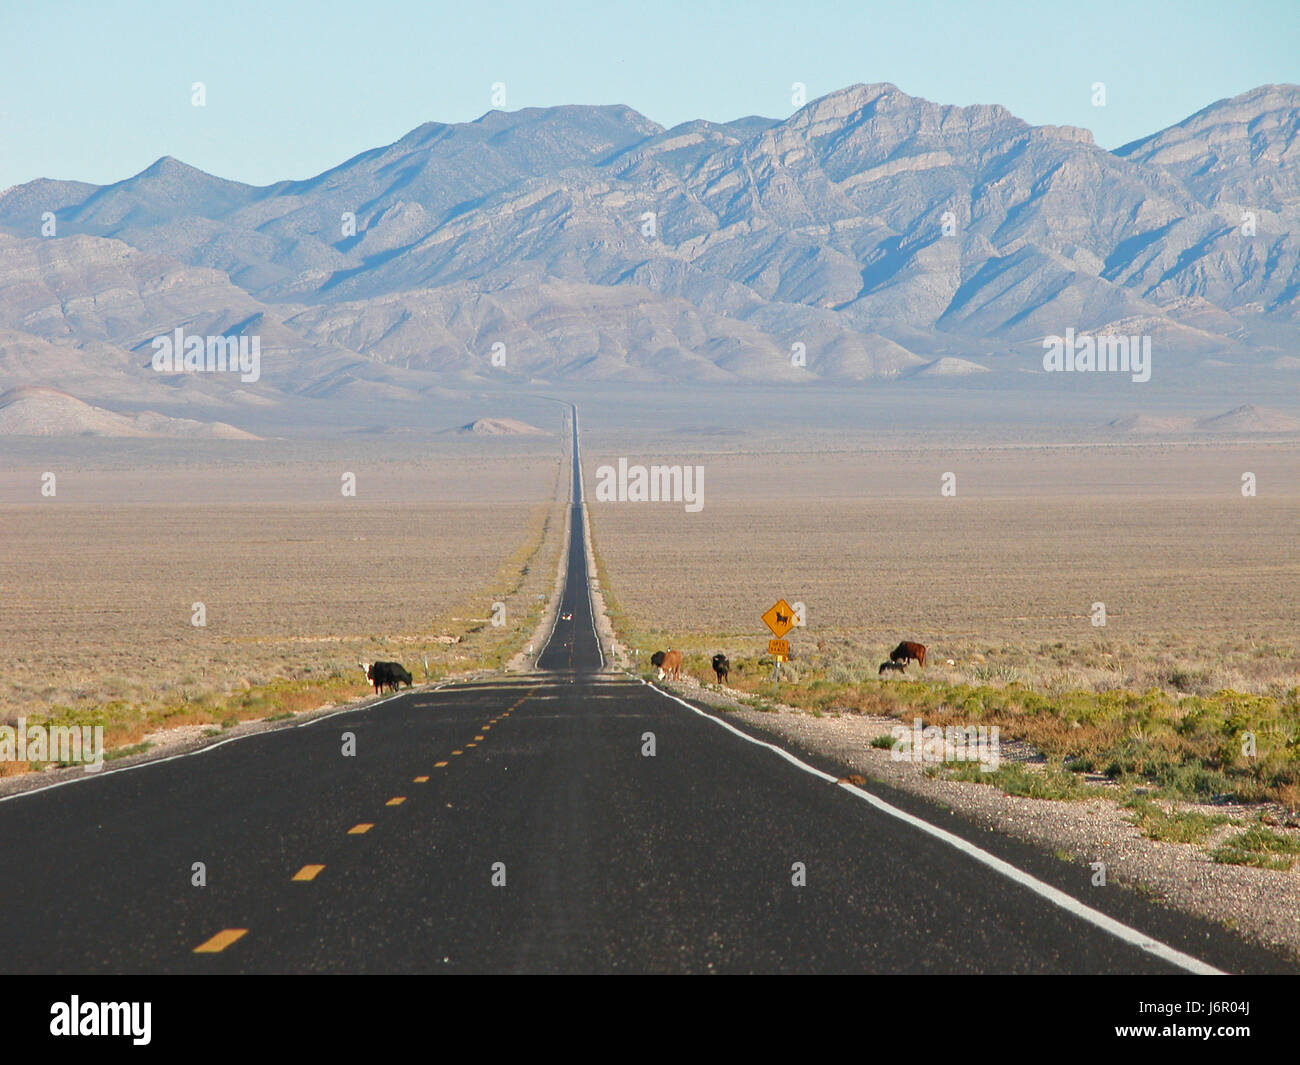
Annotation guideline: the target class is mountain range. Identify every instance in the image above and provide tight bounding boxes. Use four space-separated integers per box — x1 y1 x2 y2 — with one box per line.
1 82 1297 423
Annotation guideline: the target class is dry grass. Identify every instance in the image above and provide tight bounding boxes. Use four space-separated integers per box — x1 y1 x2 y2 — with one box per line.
587 445 1300 697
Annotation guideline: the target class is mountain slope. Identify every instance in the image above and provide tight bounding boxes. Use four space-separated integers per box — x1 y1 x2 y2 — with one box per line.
1 83 1297 396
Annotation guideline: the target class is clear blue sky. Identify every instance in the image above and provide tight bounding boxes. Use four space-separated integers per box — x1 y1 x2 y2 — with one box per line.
1 0 1296 190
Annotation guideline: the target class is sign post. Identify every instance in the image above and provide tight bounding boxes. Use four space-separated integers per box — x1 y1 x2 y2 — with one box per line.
762 599 796 681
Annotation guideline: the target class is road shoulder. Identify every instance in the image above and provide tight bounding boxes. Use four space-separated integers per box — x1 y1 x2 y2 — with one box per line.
648 673 1300 966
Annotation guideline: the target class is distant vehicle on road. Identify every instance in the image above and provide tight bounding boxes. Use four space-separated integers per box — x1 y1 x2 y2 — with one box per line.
561 612 572 620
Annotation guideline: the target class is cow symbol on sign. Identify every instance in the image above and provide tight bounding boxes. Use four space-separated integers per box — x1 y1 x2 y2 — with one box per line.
761 599 797 639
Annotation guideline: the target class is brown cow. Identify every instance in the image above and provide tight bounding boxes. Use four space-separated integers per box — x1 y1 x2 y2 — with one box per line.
653 649 683 681
890 641 927 668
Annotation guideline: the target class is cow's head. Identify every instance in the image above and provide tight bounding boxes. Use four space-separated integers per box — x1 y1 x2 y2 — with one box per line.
359 661 373 679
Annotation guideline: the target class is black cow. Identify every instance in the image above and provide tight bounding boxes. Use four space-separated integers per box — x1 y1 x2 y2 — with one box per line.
712 653 730 684
367 660 413 694
879 660 907 675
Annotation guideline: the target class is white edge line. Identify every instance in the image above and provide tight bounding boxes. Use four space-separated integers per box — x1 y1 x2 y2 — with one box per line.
583 511 605 669
0 683 449 805
640 678 1226 976
572 409 605 669
535 517 570 665
292 683 446 728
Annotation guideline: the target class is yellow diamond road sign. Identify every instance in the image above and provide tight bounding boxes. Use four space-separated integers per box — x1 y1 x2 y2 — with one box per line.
762 599 796 639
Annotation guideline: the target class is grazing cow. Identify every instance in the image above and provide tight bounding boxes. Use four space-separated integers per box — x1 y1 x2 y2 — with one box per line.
362 660 388 693
879 660 906 675
377 661 414 692
364 660 413 694
712 653 730 684
890 641 927 668
651 649 683 681
360 661 382 691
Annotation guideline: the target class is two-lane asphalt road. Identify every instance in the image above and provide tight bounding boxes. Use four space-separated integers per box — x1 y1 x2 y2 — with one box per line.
0 406 1294 974
536 404 603 674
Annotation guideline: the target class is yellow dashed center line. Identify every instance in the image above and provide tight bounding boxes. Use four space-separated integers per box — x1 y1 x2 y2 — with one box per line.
266 687 537 951
191 687 539 963
193 928 247 953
